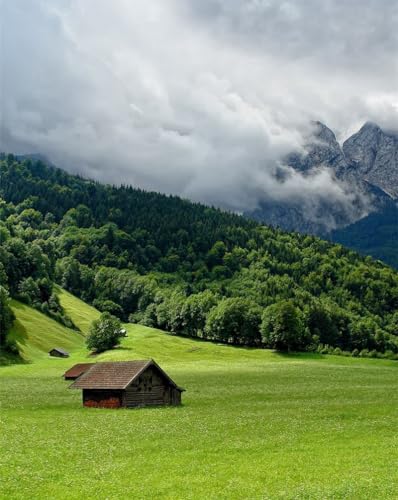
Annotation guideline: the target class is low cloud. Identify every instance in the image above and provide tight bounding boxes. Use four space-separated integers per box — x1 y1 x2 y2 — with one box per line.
1 0 397 215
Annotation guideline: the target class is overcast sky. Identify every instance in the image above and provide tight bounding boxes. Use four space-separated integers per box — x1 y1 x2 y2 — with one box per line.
1 0 397 212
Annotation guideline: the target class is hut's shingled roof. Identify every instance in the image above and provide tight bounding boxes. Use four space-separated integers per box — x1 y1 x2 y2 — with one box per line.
49 347 69 355
63 363 94 379
69 360 184 390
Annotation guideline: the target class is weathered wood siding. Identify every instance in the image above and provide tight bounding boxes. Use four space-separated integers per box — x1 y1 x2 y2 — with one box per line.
170 388 181 405
124 366 181 408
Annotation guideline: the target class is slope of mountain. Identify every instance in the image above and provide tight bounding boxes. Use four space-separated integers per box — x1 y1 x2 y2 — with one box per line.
8 288 234 363
1 155 398 357
331 200 398 269
57 287 100 334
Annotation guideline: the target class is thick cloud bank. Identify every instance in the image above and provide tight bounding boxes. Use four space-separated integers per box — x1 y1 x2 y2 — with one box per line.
1 0 397 213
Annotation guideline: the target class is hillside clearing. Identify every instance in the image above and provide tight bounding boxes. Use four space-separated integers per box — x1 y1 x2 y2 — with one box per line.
57 287 100 334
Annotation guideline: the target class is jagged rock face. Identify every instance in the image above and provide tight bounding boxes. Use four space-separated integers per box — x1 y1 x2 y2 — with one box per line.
287 121 398 194
245 121 397 235
287 121 347 174
343 122 398 198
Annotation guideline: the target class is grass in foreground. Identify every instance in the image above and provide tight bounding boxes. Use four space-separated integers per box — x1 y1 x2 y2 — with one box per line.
1 293 397 499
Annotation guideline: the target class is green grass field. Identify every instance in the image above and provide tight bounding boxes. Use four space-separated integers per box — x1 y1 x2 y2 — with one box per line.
1 291 398 499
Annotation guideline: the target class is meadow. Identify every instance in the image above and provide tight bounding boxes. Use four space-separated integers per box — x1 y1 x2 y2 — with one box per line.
1 290 397 499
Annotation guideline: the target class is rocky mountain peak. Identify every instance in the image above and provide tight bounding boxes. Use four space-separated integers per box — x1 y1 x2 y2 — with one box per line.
312 121 339 146
359 121 382 133
286 121 345 174
291 121 398 198
343 122 398 197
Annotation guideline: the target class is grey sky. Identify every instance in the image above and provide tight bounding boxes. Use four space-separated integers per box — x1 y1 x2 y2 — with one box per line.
1 0 397 212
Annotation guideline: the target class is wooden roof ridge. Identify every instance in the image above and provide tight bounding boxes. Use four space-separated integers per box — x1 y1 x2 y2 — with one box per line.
122 359 155 389
50 347 69 354
63 363 95 378
69 359 184 391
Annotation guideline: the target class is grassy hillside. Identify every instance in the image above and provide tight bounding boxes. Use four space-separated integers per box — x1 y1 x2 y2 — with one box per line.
2 289 94 364
1 293 398 499
7 300 84 361
57 287 100 334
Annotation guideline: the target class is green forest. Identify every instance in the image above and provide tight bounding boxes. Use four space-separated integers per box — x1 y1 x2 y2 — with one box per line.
1 154 398 357
332 202 398 269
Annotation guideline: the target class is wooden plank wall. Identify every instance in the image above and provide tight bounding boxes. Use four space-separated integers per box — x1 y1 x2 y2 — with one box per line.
125 366 169 407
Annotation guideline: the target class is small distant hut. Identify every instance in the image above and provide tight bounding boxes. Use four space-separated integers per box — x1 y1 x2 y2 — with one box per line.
63 363 94 380
70 360 185 408
49 347 69 358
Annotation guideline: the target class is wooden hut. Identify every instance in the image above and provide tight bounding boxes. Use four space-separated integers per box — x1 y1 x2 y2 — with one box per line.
63 363 94 380
49 347 69 358
70 360 185 408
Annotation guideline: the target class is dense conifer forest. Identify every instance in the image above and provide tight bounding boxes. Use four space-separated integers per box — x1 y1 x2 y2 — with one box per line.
1 154 398 357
